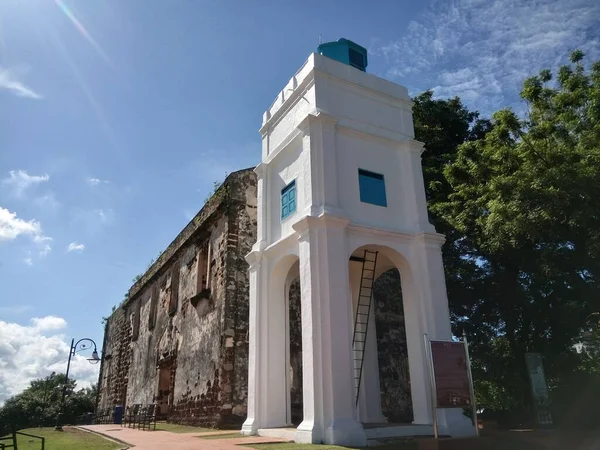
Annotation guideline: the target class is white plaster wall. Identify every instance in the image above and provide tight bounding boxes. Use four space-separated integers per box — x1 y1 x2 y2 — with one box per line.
267 136 307 243
336 132 412 231
314 73 413 140
263 85 316 159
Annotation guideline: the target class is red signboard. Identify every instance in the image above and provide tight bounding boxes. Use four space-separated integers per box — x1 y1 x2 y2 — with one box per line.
430 341 471 408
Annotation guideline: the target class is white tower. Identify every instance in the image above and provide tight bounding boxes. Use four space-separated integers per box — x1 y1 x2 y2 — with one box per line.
242 40 475 446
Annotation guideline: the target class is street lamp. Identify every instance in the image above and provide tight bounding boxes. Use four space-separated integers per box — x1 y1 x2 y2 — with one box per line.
55 337 101 431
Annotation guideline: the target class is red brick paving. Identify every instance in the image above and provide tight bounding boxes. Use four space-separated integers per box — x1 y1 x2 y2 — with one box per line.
78 424 289 450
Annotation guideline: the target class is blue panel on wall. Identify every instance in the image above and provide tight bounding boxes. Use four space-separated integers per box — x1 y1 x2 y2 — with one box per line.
281 180 297 219
358 169 387 207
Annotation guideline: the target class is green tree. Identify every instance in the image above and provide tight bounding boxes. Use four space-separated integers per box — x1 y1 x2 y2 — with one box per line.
434 51 600 418
0 374 96 434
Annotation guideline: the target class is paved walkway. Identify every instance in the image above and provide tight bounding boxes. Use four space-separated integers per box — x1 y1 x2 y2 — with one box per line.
78 424 289 450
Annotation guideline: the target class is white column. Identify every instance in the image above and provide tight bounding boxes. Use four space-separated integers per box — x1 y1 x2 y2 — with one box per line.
405 141 436 233
294 218 322 443
242 253 263 435
293 216 366 446
306 113 341 216
254 164 267 247
408 234 475 437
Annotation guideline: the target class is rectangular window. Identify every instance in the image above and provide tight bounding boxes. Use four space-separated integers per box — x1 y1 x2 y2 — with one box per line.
148 283 158 330
281 180 297 219
358 169 387 207
349 48 364 69
168 263 180 316
132 299 141 341
196 245 208 293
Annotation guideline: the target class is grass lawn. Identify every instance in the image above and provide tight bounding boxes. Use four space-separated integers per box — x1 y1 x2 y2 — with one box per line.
154 421 215 433
4 427 121 450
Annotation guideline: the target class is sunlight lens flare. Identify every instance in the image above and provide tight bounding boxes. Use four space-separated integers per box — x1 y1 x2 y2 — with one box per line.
53 0 113 68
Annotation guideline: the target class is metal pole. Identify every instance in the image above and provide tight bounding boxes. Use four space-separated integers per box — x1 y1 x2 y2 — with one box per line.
424 334 439 439
55 338 74 430
463 333 479 437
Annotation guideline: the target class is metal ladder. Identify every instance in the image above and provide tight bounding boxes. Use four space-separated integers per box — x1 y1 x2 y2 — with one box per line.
351 249 378 406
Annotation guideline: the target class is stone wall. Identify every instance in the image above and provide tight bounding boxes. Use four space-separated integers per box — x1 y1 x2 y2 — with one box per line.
96 169 256 427
97 305 131 411
222 171 257 424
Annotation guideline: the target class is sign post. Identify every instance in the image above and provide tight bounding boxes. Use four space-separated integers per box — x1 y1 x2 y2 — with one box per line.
525 353 553 427
425 334 479 439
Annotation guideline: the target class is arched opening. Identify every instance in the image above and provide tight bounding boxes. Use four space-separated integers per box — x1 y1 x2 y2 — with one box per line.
268 254 303 428
348 245 413 425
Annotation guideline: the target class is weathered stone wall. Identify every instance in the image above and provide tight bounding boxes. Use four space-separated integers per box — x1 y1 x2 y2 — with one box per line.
222 171 257 425
97 305 131 411
168 212 229 425
96 169 256 427
373 268 413 423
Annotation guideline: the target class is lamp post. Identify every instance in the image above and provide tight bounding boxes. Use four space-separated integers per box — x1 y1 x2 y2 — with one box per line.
54 337 101 431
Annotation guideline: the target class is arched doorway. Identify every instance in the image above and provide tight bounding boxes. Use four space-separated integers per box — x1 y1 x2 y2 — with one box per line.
267 254 303 428
348 245 414 425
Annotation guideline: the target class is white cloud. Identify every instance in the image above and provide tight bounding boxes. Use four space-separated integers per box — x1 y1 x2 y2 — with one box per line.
0 207 42 241
67 242 85 253
87 177 109 186
0 316 100 405
0 67 41 99
2 170 49 196
0 207 53 260
34 235 53 257
31 316 67 332
374 0 600 113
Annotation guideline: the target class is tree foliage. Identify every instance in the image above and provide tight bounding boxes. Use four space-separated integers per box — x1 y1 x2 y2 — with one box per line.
415 51 600 423
0 373 96 435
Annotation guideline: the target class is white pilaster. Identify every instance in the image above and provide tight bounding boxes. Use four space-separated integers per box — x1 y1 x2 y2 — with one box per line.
242 253 263 435
409 233 475 437
294 216 366 446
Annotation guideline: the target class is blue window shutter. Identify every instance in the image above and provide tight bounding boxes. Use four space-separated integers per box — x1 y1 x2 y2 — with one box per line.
281 180 297 219
358 169 387 207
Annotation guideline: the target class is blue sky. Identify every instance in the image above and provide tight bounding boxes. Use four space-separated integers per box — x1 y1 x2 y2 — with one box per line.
1 0 599 402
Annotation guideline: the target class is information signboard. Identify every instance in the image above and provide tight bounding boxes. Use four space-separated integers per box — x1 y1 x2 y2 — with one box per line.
430 341 472 408
525 353 553 426
425 334 478 439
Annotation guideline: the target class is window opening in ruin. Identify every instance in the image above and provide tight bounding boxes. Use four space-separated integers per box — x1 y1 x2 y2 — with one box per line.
196 245 209 293
157 365 172 418
148 283 158 330
132 299 141 341
168 263 180 316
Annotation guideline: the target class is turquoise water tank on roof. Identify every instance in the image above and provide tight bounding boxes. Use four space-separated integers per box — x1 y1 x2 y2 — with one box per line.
317 38 368 72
